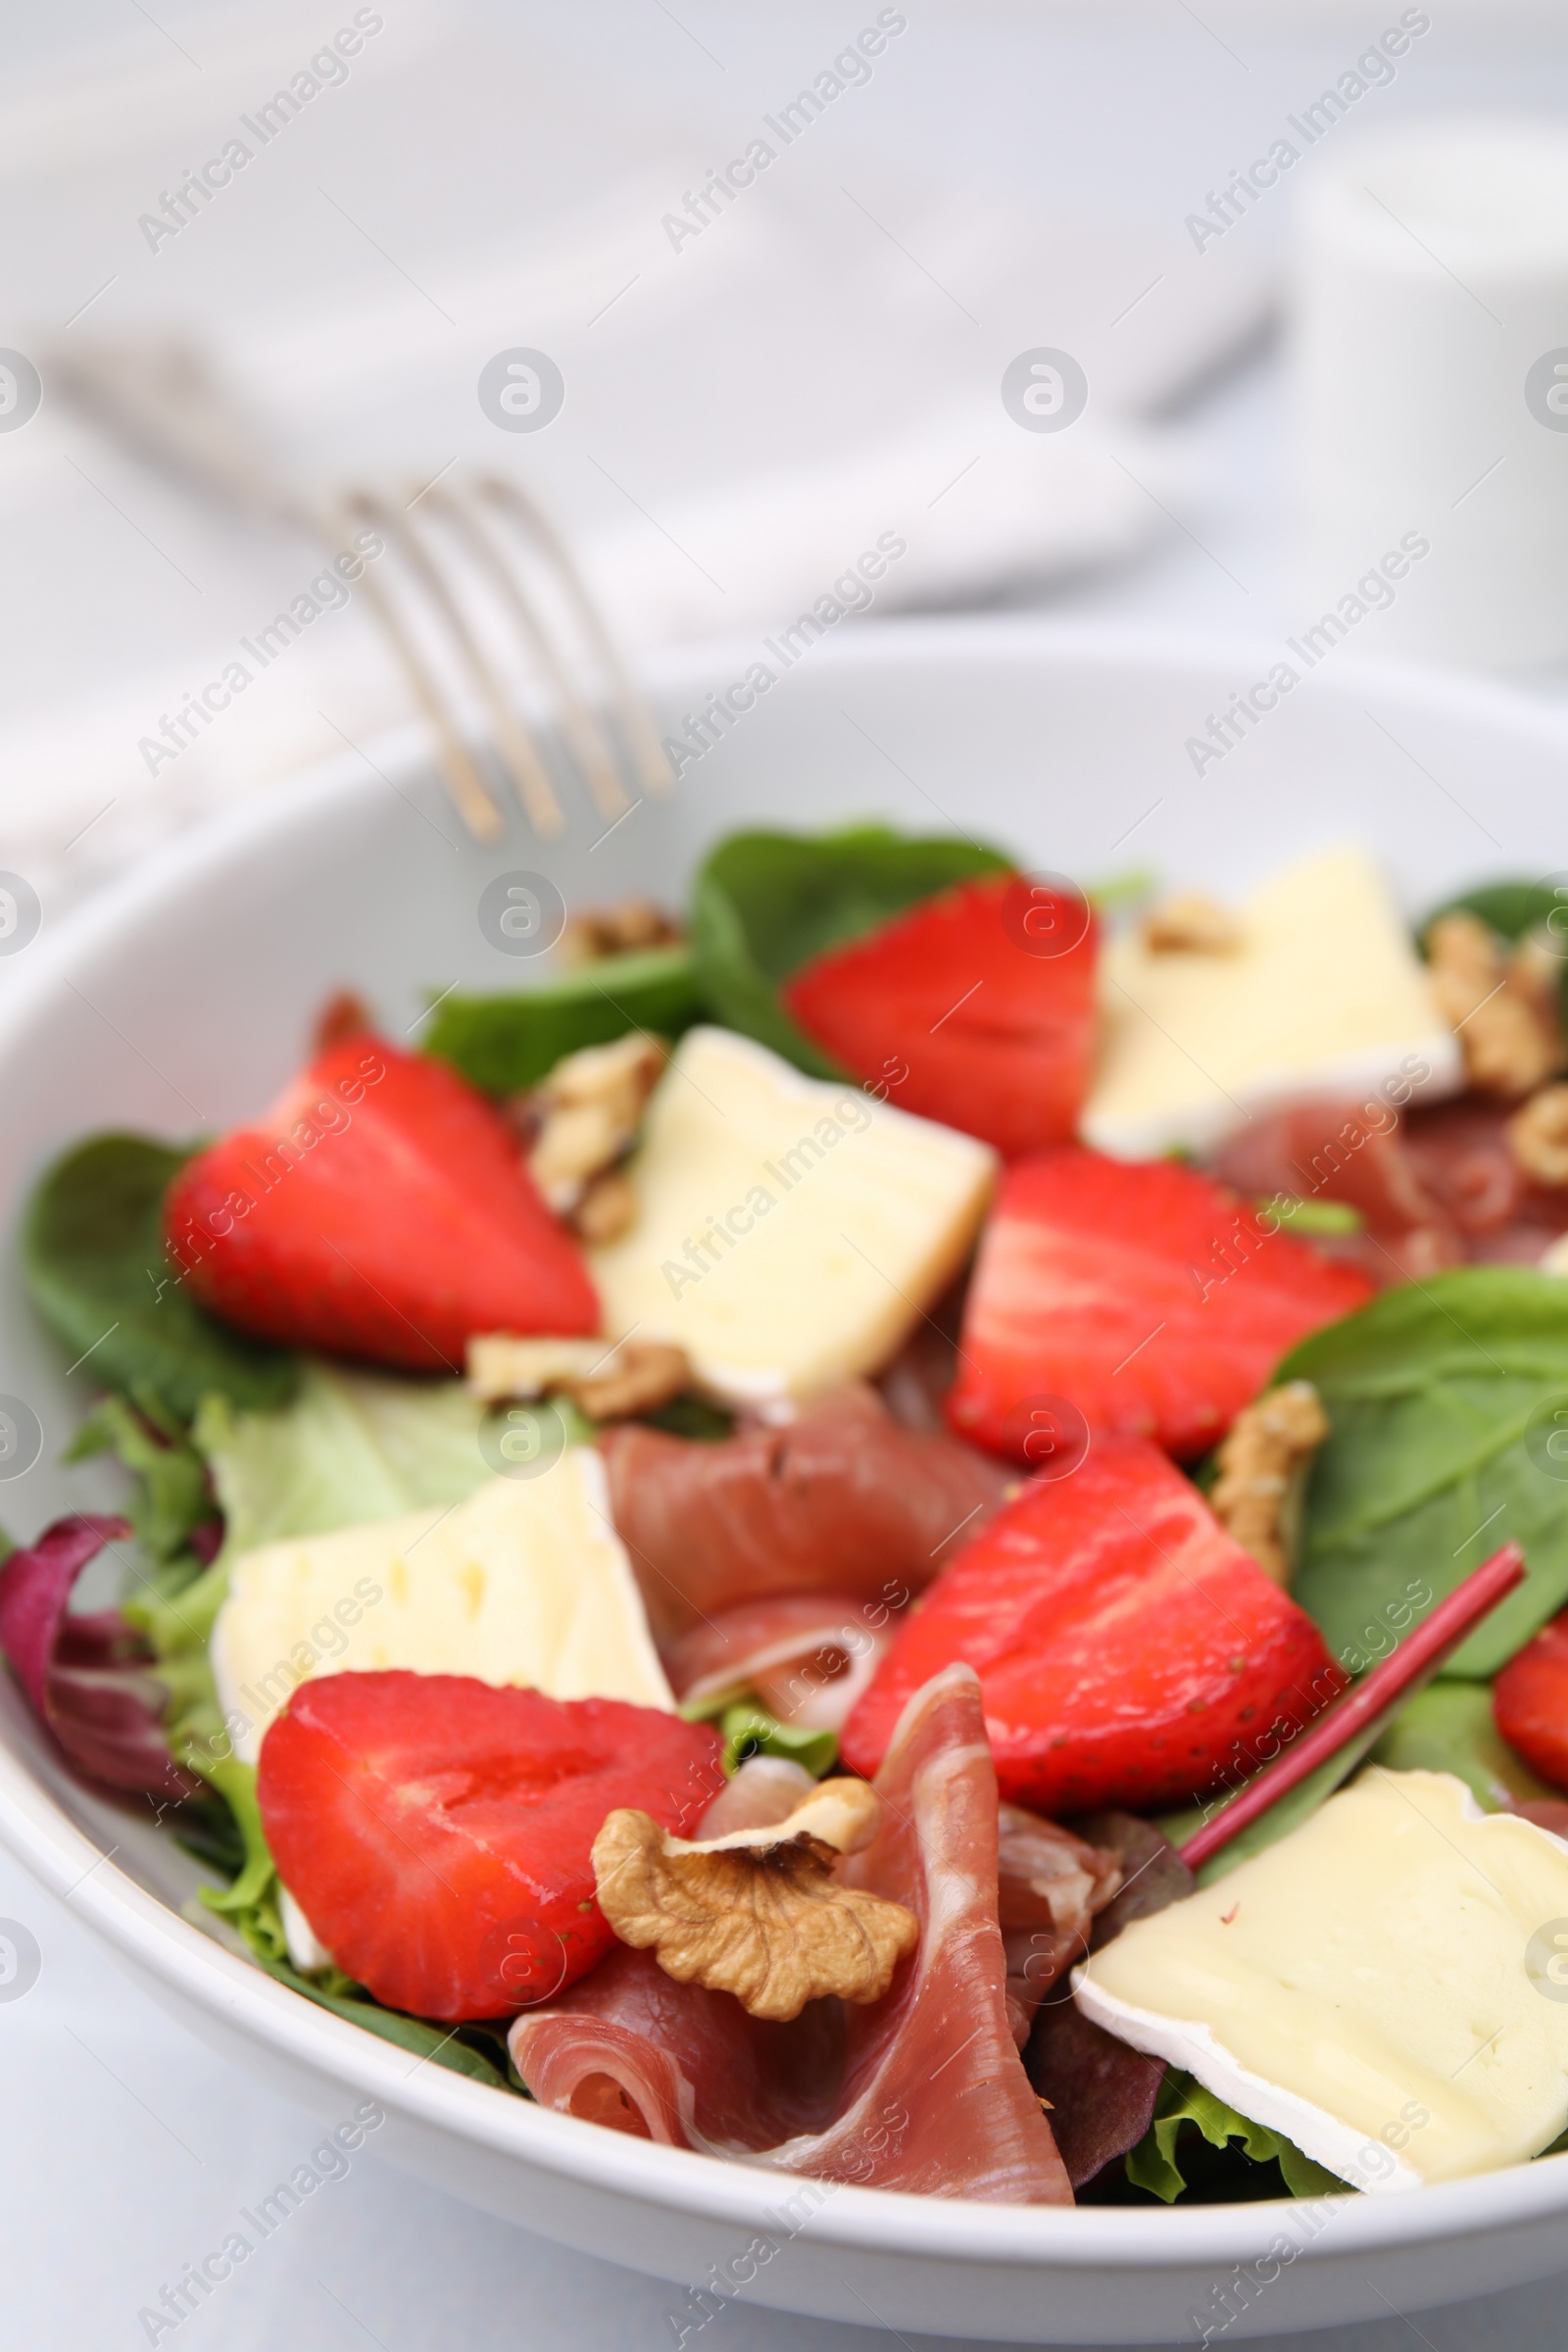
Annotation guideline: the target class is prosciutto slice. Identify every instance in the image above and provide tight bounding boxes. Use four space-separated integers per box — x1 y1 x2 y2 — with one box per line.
506 1759 840 2145
1401 1095 1568 1262
1207 1099 1461 1285
511 1666 1072 2203
601 1386 1010 1642
662 1593 898 1732
700 1754 819 1834
996 1803 1121 2049
506 1941 847 2147
1209 1091 1568 1279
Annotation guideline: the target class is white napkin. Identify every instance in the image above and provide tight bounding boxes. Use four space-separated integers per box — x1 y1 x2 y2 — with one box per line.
0 0 1270 902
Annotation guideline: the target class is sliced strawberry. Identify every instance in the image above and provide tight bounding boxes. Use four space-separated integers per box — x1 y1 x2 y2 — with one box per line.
946 1148 1373 1460
165 1039 599 1372
1494 1611 1568 1791
839 1437 1345 1812
258 1671 723 2020
780 873 1098 1156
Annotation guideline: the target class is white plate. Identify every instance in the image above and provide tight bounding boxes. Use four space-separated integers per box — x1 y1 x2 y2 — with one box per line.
2 618 1567 2346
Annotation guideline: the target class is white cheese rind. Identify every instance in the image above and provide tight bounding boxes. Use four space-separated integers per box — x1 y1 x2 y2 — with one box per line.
278 1883 333 1973
1077 1770 1568 2186
587 1026 997 1406
1083 845 1462 1157
1071 1978 1418 2194
212 1451 671 1763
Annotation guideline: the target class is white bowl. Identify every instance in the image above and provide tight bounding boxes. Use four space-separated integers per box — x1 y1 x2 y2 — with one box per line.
3 618 1568 2345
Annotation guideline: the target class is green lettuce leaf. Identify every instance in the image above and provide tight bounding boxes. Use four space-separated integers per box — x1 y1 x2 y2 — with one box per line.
197 1755 282 1947
169 1792 249 1878
720 1702 838 1779
691 826 1012 1075
1258 1195 1365 1236
1083 866 1156 915
1279 1269 1568 1678
88 1374 531 2093
21 1133 298 1421
1125 2071 1347 2201
200 1360 498 1562
678 1692 840 1778
130 1362 501 1761
423 944 704 1095
66 1393 213 1599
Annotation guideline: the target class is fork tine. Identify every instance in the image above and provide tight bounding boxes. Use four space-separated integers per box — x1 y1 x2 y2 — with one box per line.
476 475 675 800
349 490 567 841
326 496 504 842
50 336 641 846
422 486 631 827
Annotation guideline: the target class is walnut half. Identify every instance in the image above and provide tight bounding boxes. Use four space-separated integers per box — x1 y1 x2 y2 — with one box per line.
560 898 684 966
1141 891 1244 955
1427 912 1566 1098
1507 1083 1568 1189
527 1033 668 1218
466 1333 693 1422
1208 1380 1328 1586
592 1779 918 2021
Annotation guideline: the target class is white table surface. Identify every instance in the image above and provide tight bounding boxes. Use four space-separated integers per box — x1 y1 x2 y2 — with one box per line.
6 5 1568 2346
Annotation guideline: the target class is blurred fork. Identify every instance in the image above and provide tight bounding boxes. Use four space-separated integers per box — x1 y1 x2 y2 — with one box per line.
49 338 672 841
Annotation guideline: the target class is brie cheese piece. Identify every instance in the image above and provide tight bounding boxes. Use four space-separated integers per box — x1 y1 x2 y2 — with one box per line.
1076 1769 1568 2188
588 1026 997 1406
1083 846 1461 1157
212 1451 670 1763
278 1884 333 1973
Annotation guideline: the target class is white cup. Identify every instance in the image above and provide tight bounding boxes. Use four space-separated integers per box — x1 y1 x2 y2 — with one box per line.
1288 118 1568 667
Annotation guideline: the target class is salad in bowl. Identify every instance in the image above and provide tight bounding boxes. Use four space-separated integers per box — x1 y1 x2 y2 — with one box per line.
9 790 1568 2229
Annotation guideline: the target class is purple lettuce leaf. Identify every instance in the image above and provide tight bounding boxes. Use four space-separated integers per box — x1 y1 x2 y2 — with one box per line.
0 1514 201 1797
1025 1997 1166 2188
1021 1809 1193 2186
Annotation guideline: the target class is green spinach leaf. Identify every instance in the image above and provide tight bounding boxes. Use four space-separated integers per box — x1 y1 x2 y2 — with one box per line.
423 944 704 1095
691 826 1012 1075
637 1393 735 1443
1368 1681 1553 1809
1280 1269 1568 1678
21 1134 297 1422
254 1954 514 2087
1157 1719 1393 1886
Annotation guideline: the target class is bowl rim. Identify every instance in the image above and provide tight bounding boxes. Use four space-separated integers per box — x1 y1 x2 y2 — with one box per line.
5 611 1568 2268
